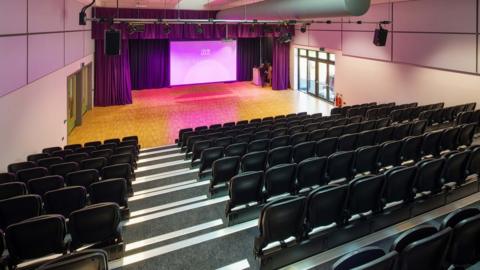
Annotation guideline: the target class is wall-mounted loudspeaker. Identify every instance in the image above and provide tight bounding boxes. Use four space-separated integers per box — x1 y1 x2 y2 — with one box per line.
105 29 121 56
373 26 388 47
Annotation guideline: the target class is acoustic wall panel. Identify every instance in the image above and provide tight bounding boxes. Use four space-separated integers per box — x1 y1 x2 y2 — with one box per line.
343 4 392 31
393 33 477 73
342 31 392 61
0 36 27 97
84 31 95 56
65 0 85 31
394 0 476 33
28 0 64 33
309 30 342 51
28 33 64 82
65 31 84 65
0 0 27 35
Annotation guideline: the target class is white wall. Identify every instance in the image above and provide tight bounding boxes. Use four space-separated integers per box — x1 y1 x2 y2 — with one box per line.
0 0 94 169
291 0 480 107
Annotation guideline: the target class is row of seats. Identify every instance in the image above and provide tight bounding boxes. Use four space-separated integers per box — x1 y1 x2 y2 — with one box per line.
331 102 389 117
224 133 479 217
416 103 477 126
253 145 480 257
364 102 442 121
0 202 122 269
456 109 480 126
342 103 418 119
190 116 393 163
333 206 480 270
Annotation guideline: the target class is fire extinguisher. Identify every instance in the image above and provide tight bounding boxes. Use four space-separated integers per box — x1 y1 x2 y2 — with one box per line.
335 93 343 107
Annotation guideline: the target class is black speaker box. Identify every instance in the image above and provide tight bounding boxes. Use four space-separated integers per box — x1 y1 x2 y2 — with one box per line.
373 27 388 47
105 29 121 55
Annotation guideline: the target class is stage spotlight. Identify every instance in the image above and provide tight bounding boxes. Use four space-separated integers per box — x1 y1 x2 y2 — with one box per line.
300 24 307 33
196 24 203 35
278 32 292 44
163 23 171 35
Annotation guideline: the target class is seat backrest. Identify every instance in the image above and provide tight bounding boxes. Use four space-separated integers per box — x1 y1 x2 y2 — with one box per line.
64 153 90 164
248 139 270 152
347 174 385 217
297 157 328 191
89 178 127 207
359 120 377 132
271 128 288 138
439 126 460 152
65 169 99 190
27 153 51 163
421 130 443 157
6 215 67 265
326 126 344 138
215 136 234 148
374 126 394 145
36 249 108 270
384 166 417 204
0 182 27 200
400 136 423 163
0 194 42 230
333 246 393 270
255 196 306 255
7 161 36 174
410 120 427 136
290 132 309 146
225 142 248 157
241 151 268 172
0 172 17 184
42 147 63 155
442 150 470 185
264 164 297 198
269 135 290 149
415 158 445 194
326 151 355 182
354 145 380 175
109 153 134 168
343 123 360 135
337 133 358 152
268 146 292 167
292 141 316 163
227 171 264 214
28 175 65 197
69 203 121 250
441 207 480 230
191 140 212 162
391 224 438 253
211 156 240 188
468 146 480 176
84 141 102 148
49 162 80 178
397 228 452 270
316 137 338 158
443 213 480 266
37 157 65 169
16 167 49 183
375 117 391 129
199 147 224 173
306 184 348 229
44 186 87 217
101 164 132 180
393 123 411 140
458 123 476 147
357 130 377 148
377 140 403 169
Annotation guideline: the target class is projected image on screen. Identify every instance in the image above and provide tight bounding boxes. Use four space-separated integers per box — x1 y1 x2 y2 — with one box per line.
170 40 237 86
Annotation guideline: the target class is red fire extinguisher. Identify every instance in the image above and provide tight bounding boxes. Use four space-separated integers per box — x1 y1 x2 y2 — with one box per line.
335 93 343 107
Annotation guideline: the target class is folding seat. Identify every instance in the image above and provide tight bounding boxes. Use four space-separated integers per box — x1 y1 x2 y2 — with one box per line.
456 111 472 125
0 194 42 230
431 109 444 125
209 124 222 130
18 167 48 185
177 128 193 145
185 135 205 154
333 247 398 270
84 141 102 148
377 107 389 119
64 153 90 164
288 125 304 135
439 126 460 153
290 132 309 146
296 157 327 192
254 196 306 256
89 179 128 210
400 136 423 164
471 110 480 125
37 249 109 270
209 156 240 194
247 139 269 153
320 120 335 129
270 127 288 138
392 123 411 140
414 158 445 195
357 129 377 147
68 203 122 252
195 125 208 132
441 151 470 187
441 208 480 268
457 123 476 147
28 175 65 197
316 137 338 158
76 146 97 155
264 164 297 199
374 126 394 145
62 144 82 152
286 113 297 118
292 141 316 163
409 120 427 137
44 186 87 217
297 112 308 117
27 153 51 163
5 215 68 268
262 117 274 122
235 133 252 144
270 135 290 149
304 123 319 132
109 153 136 171
305 184 348 232
224 130 238 138
96 143 116 152
65 169 99 191
0 172 16 184
421 130 443 157
222 122 235 129
51 149 74 159
274 115 286 121
7 161 36 174
101 164 133 191
393 226 452 270
377 140 403 170
383 166 417 205
207 132 224 141
359 120 377 132
287 120 301 128
335 118 348 126
224 143 248 158
80 157 108 171
468 146 480 176
198 147 224 174
180 131 195 149
330 107 343 116
90 149 113 160
236 120 249 126
311 112 323 118
343 123 360 135
49 162 80 178
191 140 213 162
309 128 327 141
418 110 433 125
345 174 385 219
241 151 268 172
252 130 269 141
225 171 264 215
115 145 138 159
337 133 358 151
268 146 292 167
441 106 456 123
365 108 378 120
326 151 355 183
465 102 477 111
43 147 63 155
401 108 414 122
326 126 343 138
353 145 380 176
0 182 27 200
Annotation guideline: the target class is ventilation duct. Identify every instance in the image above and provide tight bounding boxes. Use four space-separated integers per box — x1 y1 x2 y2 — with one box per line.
216 0 371 20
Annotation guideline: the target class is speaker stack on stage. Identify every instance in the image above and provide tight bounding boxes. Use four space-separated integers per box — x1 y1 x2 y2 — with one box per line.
105 29 121 56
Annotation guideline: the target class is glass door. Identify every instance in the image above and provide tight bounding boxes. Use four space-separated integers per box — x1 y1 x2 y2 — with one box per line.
318 62 328 99
67 74 77 134
307 60 317 95
298 57 308 91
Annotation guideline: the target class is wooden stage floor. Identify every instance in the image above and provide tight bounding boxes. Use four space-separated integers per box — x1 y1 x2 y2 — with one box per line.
68 82 333 148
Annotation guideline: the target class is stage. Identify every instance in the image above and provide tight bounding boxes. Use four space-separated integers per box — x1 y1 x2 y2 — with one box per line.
68 82 333 148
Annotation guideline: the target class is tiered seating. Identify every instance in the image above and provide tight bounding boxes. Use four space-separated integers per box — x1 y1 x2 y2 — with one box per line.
418 103 477 126
333 207 480 270
252 143 479 269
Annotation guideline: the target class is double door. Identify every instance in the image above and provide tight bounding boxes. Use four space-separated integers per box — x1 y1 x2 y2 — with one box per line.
298 50 335 102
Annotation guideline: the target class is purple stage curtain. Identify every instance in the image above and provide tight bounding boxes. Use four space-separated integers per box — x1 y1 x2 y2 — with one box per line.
261 37 273 63
272 39 290 90
94 39 132 106
130 39 170 89
237 38 261 81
